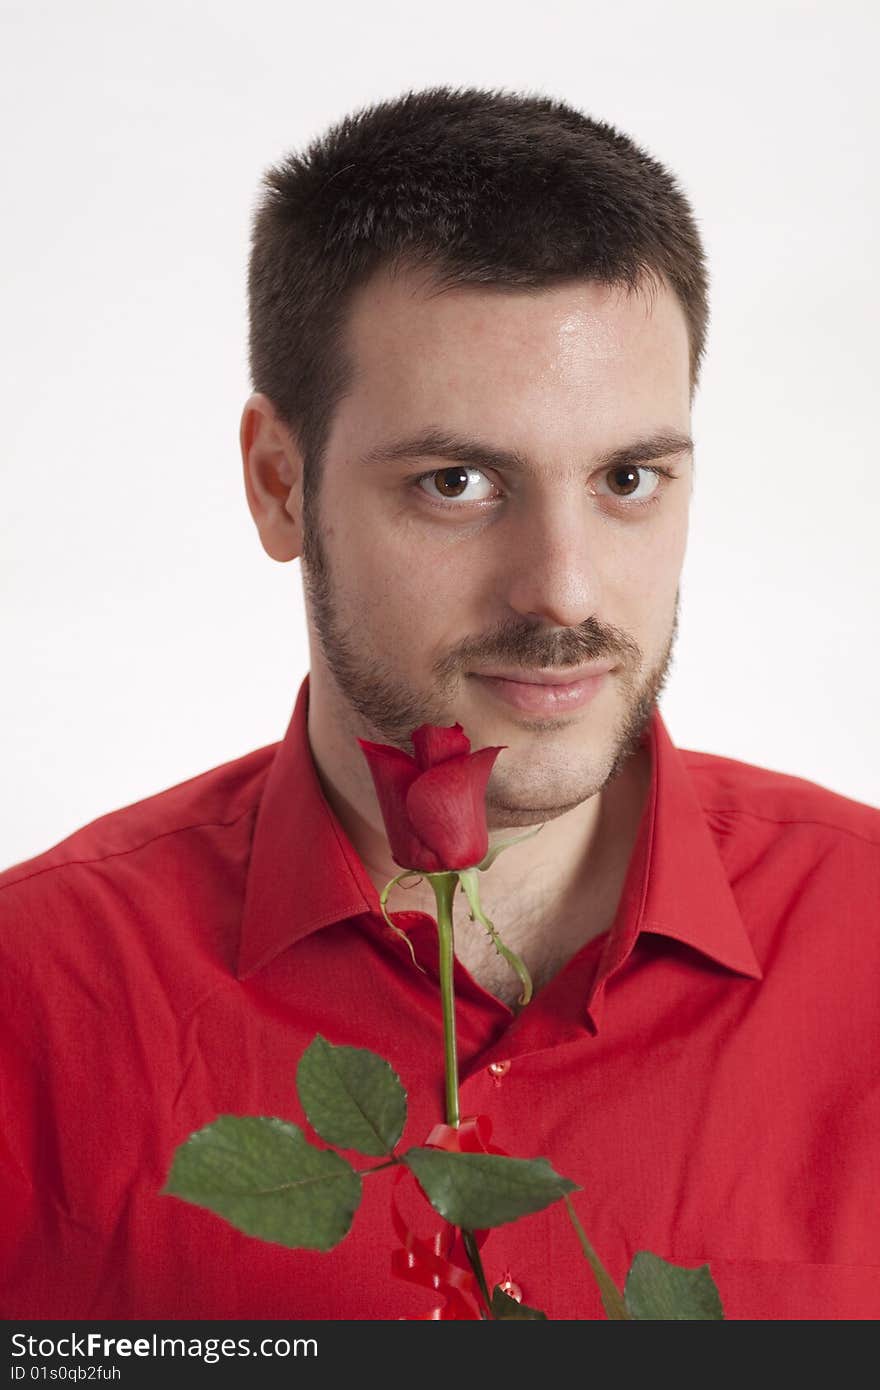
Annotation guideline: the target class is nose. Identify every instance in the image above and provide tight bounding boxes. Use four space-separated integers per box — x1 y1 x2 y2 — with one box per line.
500 493 602 629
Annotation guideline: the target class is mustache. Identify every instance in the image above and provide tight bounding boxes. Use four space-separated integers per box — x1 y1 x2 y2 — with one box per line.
439 618 640 676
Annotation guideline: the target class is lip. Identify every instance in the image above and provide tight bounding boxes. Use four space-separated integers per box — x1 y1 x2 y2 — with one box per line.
471 665 613 715
474 663 615 686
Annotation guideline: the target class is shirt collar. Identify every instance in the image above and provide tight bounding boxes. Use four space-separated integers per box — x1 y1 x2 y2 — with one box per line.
238 673 377 979
584 704 762 1028
238 674 763 1001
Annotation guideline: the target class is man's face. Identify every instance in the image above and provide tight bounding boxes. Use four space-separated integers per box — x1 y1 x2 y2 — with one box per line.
301 265 693 829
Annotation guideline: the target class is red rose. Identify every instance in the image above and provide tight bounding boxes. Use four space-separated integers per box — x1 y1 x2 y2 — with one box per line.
357 723 505 873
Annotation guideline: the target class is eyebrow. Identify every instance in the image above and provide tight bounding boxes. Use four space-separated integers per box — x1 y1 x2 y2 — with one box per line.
359 426 694 474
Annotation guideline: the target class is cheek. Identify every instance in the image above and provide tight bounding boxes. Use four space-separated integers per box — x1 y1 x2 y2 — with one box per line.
319 476 488 653
610 521 685 583
361 495 482 604
606 512 688 625
329 509 451 637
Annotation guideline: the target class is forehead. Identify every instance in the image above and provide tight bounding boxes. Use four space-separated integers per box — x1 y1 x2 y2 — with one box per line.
335 263 691 451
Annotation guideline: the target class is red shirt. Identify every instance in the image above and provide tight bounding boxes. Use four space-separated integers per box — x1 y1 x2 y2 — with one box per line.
1 674 879 1321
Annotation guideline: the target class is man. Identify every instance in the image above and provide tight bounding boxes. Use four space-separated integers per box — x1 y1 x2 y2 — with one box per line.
2 86 878 1321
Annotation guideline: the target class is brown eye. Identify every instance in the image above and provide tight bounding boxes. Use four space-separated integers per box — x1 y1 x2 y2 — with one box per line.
608 467 640 495
597 466 662 502
416 467 496 505
433 467 471 498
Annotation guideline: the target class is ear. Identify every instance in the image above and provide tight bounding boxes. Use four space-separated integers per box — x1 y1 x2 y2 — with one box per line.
240 393 303 562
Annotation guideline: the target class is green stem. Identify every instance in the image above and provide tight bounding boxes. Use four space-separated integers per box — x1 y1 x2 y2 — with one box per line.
563 1195 631 1320
462 1229 492 1310
430 872 461 1126
428 870 492 1319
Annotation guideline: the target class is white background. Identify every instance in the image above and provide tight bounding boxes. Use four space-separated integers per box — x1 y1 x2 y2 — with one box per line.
2 0 877 871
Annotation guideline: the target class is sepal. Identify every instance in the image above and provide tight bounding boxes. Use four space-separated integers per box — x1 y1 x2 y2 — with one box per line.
378 872 428 971
457 867 533 1006
474 822 546 872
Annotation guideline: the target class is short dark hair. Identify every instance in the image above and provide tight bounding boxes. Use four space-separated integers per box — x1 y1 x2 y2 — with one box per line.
246 84 709 538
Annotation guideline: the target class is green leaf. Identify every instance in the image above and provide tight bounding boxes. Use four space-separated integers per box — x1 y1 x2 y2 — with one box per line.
490 1286 548 1320
403 1148 579 1228
163 1115 361 1251
624 1252 725 1320
296 1035 407 1156
563 1195 630 1320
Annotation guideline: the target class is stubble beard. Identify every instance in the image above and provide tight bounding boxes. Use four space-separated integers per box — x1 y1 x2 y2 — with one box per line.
301 488 679 824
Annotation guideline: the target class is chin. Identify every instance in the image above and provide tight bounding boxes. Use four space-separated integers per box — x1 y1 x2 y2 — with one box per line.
485 802 579 831
484 762 608 827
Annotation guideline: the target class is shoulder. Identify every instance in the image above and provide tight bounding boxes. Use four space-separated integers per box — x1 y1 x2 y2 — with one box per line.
679 743 880 848
673 742 879 1001
0 741 282 1021
675 741 879 933
0 741 280 904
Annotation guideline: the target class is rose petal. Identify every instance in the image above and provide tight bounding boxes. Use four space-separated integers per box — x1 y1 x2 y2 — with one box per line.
405 746 504 869
411 723 471 771
357 739 441 871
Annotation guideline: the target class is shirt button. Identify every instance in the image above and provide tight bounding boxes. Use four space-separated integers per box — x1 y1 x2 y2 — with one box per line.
498 1272 523 1303
487 1060 511 1084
